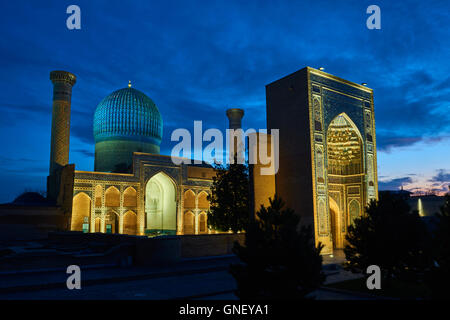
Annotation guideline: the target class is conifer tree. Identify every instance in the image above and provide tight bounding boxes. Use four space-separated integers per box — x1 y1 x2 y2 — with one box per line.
230 196 325 299
207 161 250 233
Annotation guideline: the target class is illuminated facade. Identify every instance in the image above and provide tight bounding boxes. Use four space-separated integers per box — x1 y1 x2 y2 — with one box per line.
263 67 378 254
47 75 215 236
72 154 215 236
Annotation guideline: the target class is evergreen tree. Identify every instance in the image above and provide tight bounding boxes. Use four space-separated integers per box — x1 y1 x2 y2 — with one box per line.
206 161 250 233
230 196 325 299
344 192 432 283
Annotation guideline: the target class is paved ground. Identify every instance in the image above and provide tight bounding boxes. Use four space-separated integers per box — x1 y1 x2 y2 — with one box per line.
1 270 237 300
0 251 372 300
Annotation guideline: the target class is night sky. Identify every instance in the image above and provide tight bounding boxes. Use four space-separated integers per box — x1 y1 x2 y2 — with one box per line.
0 0 449 203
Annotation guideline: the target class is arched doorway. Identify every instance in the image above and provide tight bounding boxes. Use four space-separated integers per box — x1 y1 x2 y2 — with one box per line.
326 113 364 250
71 192 91 232
198 212 207 234
105 211 119 234
123 210 137 235
145 172 177 235
183 211 195 234
94 217 101 232
329 197 340 249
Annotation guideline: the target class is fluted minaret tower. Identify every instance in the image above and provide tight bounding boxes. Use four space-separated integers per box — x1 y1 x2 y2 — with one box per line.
49 71 76 175
226 108 244 164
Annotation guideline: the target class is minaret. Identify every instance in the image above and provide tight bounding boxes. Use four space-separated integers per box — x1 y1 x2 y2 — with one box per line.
226 108 244 164
49 71 76 175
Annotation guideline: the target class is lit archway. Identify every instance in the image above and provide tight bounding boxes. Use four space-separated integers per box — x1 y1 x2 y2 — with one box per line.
105 186 120 207
326 113 363 176
183 211 195 234
329 197 340 249
184 190 195 209
94 217 101 232
199 212 207 233
123 187 137 207
197 191 209 209
71 192 91 232
123 210 137 235
105 211 119 234
326 113 364 250
95 185 102 207
145 172 177 235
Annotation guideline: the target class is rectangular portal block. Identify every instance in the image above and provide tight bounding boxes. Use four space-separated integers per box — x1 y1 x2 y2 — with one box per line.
265 67 378 254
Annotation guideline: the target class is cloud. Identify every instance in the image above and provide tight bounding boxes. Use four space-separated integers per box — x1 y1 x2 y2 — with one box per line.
378 176 414 190
430 169 450 183
428 170 450 193
73 148 95 158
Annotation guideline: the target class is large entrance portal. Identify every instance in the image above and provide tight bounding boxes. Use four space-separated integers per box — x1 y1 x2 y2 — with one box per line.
262 67 379 255
145 172 177 235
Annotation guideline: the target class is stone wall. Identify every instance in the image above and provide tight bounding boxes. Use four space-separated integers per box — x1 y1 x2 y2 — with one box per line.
180 233 245 258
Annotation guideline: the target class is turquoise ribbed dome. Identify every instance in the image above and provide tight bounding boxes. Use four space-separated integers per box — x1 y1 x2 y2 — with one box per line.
93 87 163 145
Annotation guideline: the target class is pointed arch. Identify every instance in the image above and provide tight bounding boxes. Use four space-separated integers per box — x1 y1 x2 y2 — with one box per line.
183 211 195 235
184 189 196 208
105 210 119 234
146 171 178 200
105 186 120 207
197 191 210 209
327 113 364 175
198 211 208 233
348 199 360 226
94 217 101 233
123 186 137 207
329 196 340 249
327 112 364 143
123 210 137 235
71 192 91 232
94 185 102 207
145 171 177 234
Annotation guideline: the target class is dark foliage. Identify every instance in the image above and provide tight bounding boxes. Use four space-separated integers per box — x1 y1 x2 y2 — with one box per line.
230 195 325 299
427 194 450 299
344 192 432 282
206 161 250 233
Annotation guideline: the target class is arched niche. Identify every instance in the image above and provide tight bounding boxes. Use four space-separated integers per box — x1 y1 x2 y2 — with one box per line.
123 186 137 207
71 192 91 232
197 191 210 209
145 172 177 235
183 211 195 235
105 210 119 234
123 210 137 235
184 189 196 208
198 212 207 233
105 186 120 207
326 113 364 176
328 196 340 249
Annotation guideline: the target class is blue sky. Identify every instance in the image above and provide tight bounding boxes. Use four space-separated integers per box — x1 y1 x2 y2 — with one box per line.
0 0 449 203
